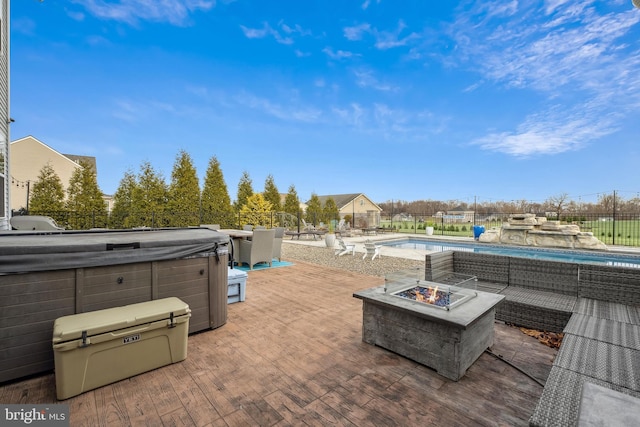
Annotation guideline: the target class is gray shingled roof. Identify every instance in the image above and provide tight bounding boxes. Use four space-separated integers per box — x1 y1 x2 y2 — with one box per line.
312 193 360 209
63 154 97 173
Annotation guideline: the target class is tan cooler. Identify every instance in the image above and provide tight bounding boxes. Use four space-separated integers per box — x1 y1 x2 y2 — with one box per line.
52 297 191 400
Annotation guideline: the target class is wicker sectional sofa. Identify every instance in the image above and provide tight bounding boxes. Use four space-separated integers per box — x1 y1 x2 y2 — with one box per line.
424 250 640 426
425 251 580 333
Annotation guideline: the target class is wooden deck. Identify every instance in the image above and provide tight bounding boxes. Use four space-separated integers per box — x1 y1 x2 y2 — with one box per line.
0 261 557 426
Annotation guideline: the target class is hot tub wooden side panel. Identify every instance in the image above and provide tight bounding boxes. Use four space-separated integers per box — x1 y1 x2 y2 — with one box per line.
155 255 229 333
0 270 76 383
78 262 153 313
0 253 228 383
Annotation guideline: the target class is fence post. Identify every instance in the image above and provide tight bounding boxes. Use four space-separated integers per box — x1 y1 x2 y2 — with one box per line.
613 190 617 246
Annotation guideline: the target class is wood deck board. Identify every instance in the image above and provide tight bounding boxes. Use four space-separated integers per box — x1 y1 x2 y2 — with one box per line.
0 261 557 426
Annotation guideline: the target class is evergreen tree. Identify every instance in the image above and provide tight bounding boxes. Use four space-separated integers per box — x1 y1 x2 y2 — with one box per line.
29 163 66 225
235 171 253 212
167 150 200 227
201 156 234 228
65 160 107 229
322 197 339 227
110 169 138 229
263 174 281 213
240 193 273 227
305 193 322 226
283 184 301 228
132 161 168 227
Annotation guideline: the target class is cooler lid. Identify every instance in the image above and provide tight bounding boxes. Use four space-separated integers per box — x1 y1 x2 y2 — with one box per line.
227 267 248 279
52 297 191 343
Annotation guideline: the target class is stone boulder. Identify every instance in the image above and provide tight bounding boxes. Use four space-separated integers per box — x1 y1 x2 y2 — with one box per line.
476 215 607 251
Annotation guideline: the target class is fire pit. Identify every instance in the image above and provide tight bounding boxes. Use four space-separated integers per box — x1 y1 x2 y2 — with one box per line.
353 272 505 381
392 282 477 310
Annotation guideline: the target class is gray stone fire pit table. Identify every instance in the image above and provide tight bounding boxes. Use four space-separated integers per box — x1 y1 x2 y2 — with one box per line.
353 279 505 381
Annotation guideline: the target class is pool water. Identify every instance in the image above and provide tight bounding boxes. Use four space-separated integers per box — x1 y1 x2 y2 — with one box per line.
380 238 640 268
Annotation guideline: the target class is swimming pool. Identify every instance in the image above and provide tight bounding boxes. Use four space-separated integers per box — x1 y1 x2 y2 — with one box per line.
379 238 640 268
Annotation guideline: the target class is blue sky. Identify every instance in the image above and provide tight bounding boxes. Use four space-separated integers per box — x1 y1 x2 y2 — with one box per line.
10 0 640 205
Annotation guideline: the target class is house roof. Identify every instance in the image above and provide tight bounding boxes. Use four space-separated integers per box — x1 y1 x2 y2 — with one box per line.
63 154 97 173
11 135 96 172
313 193 382 211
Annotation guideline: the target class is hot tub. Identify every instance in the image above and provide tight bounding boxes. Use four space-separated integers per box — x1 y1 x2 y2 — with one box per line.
0 227 229 383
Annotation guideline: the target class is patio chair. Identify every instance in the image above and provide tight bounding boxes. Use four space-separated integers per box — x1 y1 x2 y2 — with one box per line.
242 225 253 231
239 228 276 270
336 219 351 237
272 227 285 262
363 240 381 260
335 238 356 257
10 215 64 231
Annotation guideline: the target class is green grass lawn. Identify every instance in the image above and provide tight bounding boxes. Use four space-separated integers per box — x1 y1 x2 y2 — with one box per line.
378 219 640 247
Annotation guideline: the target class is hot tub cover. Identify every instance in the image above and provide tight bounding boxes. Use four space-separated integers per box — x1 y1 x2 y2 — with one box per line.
0 227 229 274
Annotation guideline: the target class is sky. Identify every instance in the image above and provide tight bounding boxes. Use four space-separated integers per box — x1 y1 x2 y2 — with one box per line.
9 0 640 206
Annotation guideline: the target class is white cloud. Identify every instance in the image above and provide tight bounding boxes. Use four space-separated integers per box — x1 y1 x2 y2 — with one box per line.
240 23 293 44
234 92 322 123
279 22 312 37
353 69 396 91
241 21 311 45
471 105 617 157
374 20 420 49
71 0 215 26
239 24 269 39
322 47 356 60
112 99 143 122
361 0 381 11
344 20 420 50
330 102 443 141
451 2 640 157
344 23 371 41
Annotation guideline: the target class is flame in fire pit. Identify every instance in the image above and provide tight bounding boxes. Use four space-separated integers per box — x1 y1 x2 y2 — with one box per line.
398 286 450 307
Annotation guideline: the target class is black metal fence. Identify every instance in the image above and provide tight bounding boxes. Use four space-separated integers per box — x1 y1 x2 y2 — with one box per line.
13 209 640 248
379 212 640 247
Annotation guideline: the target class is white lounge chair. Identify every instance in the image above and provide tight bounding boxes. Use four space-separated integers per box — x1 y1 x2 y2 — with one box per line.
335 238 356 257
363 240 382 260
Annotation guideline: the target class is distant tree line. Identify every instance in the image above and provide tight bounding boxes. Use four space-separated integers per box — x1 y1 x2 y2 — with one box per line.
24 149 340 230
29 149 634 231
378 191 640 219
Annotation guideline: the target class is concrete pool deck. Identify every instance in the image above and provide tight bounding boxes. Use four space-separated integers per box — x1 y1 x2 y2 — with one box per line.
283 231 640 262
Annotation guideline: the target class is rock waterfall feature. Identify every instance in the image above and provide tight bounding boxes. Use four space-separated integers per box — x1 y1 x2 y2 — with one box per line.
478 214 608 251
